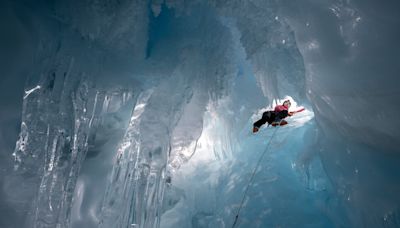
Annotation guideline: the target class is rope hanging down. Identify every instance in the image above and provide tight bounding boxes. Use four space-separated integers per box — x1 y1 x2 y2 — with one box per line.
232 126 280 228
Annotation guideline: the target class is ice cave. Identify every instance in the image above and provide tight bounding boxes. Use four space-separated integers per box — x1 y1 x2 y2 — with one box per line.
0 0 399 227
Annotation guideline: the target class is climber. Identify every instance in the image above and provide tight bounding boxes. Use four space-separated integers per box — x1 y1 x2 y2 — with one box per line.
252 100 304 133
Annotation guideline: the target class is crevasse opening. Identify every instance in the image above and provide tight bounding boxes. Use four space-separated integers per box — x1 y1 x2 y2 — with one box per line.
1 1 399 228
161 96 325 227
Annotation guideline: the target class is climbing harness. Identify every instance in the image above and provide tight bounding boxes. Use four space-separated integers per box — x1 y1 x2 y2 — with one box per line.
231 125 280 228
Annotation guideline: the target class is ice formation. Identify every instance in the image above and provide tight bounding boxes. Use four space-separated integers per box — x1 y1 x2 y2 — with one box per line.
0 0 399 228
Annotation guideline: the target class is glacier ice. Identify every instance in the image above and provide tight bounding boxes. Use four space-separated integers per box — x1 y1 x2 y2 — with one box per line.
0 0 399 228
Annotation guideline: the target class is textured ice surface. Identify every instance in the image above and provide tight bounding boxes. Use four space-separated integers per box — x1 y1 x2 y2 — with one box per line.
161 99 342 227
0 0 399 228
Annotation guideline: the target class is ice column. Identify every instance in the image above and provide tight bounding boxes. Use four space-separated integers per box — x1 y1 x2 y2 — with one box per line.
99 90 160 228
13 72 101 228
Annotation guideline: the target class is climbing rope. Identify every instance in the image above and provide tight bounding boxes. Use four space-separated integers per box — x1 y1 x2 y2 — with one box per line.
232 125 280 228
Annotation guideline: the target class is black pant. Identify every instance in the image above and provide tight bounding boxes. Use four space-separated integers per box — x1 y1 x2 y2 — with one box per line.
253 110 288 128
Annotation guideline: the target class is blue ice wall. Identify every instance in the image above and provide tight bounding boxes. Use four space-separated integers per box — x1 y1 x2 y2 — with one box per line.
0 0 399 228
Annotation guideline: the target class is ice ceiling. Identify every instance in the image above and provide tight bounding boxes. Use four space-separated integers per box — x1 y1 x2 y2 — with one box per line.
0 0 399 228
